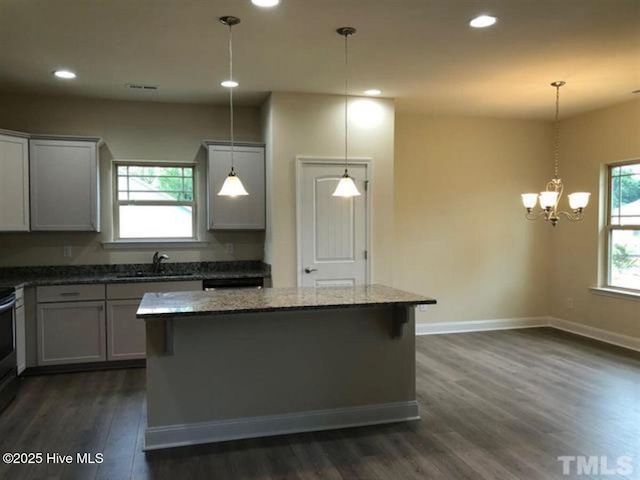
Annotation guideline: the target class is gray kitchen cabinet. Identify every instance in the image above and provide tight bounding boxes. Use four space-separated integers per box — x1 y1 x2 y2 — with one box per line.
106 300 145 360
29 136 101 231
35 284 106 366
33 280 200 367
105 280 200 361
204 141 265 230
0 131 30 232
36 301 106 366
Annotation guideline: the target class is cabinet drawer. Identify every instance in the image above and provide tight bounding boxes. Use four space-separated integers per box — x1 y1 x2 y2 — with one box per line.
107 280 202 300
37 284 105 302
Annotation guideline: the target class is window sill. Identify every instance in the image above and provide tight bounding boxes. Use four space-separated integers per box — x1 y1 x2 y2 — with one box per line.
589 287 640 302
102 240 210 250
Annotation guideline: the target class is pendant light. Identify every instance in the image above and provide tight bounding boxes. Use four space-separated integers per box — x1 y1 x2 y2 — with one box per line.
218 16 249 197
521 81 589 226
332 27 361 198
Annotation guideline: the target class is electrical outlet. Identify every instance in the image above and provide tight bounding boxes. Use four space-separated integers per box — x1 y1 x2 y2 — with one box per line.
418 304 429 312
63 246 72 258
566 297 574 309
224 243 234 255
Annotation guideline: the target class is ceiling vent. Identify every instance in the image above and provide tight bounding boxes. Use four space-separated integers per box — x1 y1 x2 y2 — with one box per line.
125 83 159 91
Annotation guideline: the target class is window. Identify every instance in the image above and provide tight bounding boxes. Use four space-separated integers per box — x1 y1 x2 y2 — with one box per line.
114 163 195 240
606 161 640 291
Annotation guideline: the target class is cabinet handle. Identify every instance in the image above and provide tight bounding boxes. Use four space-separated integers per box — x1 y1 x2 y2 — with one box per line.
60 292 81 297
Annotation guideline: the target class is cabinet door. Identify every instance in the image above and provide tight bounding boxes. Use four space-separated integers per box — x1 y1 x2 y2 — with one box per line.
106 300 146 360
0 134 29 231
37 301 106 365
30 139 100 231
207 145 265 230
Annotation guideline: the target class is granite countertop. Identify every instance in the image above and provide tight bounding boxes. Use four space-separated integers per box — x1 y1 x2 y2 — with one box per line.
137 284 437 319
0 261 270 289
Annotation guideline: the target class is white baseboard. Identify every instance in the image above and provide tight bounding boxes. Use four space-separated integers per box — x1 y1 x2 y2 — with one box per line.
416 316 640 353
548 317 640 352
415 317 547 335
144 400 419 451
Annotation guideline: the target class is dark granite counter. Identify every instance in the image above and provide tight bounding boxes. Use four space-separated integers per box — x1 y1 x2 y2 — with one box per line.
0 261 270 289
137 284 436 319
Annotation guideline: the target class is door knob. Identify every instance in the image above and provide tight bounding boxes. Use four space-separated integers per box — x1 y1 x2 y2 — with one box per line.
304 267 318 274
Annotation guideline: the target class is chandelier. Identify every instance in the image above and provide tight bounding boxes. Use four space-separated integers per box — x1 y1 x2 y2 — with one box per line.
521 81 589 226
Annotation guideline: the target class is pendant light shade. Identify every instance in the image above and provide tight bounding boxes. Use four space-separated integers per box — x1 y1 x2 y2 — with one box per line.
332 26 361 198
333 172 362 197
218 169 249 196
218 16 249 197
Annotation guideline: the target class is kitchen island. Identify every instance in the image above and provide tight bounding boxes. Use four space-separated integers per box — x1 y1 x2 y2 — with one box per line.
137 284 436 450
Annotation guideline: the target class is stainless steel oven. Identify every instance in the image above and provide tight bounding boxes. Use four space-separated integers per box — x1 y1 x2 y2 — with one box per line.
0 287 17 413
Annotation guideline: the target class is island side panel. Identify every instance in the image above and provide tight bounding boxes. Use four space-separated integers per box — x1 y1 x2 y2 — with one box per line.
146 305 416 429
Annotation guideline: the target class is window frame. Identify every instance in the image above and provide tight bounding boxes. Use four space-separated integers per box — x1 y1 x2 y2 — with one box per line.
604 159 640 293
112 160 197 241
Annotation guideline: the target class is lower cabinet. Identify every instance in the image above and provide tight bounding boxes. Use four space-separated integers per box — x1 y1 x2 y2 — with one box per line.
106 300 146 360
36 301 106 366
35 280 201 367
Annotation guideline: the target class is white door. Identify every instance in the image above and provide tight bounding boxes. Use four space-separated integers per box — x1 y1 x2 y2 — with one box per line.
298 160 369 287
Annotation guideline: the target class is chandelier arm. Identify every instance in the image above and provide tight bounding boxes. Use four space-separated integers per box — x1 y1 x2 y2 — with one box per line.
525 210 548 221
557 210 585 222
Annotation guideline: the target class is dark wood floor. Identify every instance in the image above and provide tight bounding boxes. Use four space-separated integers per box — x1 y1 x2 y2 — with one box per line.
1 327 639 480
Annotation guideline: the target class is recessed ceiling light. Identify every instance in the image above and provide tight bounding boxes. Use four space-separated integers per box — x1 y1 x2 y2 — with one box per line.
53 69 76 79
469 15 497 28
220 80 239 88
251 0 279 7
364 89 382 96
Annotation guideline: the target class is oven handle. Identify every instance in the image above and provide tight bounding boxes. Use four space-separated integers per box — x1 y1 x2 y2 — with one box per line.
0 296 16 314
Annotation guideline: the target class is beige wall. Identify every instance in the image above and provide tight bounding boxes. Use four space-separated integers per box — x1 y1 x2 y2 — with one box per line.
264 92 395 287
394 114 553 324
549 98 640 338
0 92 264 266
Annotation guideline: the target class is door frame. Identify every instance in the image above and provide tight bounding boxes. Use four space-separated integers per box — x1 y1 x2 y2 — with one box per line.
295 156 372 287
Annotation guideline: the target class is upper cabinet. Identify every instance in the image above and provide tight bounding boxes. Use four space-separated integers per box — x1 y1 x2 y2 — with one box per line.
205 142 266 230
30 136 101 232
0 131 30 232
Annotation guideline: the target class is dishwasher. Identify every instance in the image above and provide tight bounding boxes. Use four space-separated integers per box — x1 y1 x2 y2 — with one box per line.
202 277 264 291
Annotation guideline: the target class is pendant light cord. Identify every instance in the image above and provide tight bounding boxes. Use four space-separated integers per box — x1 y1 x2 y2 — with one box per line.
343 31 349 175
228 23 235 173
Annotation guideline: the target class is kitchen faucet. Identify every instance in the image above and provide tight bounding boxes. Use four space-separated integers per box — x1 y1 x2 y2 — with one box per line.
152 251 170 273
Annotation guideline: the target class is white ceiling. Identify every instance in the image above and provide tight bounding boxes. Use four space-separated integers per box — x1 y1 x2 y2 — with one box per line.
0 0 638 119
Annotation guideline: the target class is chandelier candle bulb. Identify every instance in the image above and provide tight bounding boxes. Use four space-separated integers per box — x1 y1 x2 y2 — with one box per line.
568 192 590 210
539 191 559 209
521 193 538 210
